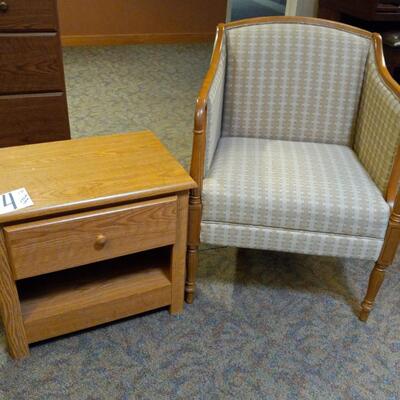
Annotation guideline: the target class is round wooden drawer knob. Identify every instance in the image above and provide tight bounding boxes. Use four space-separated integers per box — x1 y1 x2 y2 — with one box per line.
94 234 107 249
0 2 8 12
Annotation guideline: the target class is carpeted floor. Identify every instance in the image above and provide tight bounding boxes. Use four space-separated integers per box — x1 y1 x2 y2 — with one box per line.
1 44 400 400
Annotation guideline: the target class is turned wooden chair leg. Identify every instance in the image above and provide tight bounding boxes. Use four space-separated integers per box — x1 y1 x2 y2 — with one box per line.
359 209 400 321
360 262 387 321
185 191 202 304
185 245 199 304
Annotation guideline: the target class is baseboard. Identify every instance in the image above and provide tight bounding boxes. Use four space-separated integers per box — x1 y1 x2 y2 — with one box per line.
61 33 215 47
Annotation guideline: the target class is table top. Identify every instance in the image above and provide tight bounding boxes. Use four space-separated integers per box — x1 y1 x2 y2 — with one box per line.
0 131 196 224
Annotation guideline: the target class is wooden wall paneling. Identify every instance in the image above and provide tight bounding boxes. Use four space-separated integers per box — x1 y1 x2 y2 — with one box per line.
58 0 227 45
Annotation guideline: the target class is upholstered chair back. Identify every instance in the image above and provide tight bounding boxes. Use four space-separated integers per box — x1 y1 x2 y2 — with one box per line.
354 46 400 194
221 22 371 146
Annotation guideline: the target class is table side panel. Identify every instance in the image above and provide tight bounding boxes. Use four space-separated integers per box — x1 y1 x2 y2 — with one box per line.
0 230 29 358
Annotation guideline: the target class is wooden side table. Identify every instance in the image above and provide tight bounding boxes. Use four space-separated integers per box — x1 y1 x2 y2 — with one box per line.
0 131 196 359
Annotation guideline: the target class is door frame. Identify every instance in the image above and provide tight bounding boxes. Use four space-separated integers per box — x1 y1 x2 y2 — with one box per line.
226 0 301 22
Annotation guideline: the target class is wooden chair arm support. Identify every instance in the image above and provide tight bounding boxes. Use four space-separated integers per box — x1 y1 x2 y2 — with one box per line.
390 188 400 217
189 24 225 196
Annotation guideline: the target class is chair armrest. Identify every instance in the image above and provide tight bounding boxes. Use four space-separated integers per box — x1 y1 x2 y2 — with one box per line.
190 24 226 194
354 33 400 205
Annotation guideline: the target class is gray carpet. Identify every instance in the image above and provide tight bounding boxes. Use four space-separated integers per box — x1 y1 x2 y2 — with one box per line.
1 44 399 400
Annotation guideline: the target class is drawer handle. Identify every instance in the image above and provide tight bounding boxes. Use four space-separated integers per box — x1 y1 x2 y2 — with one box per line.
94 234 107 249
0 2 8 12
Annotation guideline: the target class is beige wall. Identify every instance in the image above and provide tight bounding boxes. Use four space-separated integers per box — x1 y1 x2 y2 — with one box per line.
295 0 318 17
58 0 227 36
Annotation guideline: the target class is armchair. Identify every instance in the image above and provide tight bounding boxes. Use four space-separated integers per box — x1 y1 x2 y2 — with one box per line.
185 16 400 321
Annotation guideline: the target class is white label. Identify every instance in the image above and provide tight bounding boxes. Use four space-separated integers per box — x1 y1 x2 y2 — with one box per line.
0 188 34 215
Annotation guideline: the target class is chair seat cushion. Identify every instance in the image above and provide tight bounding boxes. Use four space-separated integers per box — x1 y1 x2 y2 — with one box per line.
202 138 390 239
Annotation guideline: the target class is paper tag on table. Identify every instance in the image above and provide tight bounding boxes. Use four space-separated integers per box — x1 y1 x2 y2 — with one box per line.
0 188 34 215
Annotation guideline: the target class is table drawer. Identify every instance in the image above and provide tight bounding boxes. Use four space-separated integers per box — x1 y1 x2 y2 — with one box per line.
0 0 57 31
5 197 177 279
0 33 64 94
0 92 70 147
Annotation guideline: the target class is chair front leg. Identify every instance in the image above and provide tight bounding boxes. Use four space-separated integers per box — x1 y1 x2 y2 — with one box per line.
360 210 400 321
185 191 202 304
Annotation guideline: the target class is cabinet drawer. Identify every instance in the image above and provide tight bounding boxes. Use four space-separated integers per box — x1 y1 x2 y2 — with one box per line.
5 197 178 279
0 92 70 147
0 33 64 94
0 0 57 31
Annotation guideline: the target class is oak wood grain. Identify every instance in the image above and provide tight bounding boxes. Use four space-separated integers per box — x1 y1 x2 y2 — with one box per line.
0 0 57 31
0 131 196 224
18 251 172 343
0 131 194 358
0 231 29 359
170 192 189 314
0 92 70 147
5 197 177 280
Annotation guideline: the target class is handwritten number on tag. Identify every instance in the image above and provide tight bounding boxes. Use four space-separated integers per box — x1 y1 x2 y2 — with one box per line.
0 188 33 215
2 193 17 210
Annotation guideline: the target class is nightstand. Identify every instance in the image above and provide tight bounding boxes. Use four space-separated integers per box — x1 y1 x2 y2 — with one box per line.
0 131 196 359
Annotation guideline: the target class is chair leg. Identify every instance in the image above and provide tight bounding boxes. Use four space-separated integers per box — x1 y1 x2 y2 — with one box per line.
185 245 199 304
359 262 387 321
185 192 202 304
359 210 400 321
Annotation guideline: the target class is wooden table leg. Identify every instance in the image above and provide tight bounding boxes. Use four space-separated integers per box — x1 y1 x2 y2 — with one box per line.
0 231 29 359
170 192 189 314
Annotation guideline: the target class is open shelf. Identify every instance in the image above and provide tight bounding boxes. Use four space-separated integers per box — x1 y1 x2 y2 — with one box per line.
17 247 172 343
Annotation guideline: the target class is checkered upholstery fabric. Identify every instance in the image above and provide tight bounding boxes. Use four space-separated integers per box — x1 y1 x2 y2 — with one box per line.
201 223 384 261
221 23 370 145
202 138 389 245
354 45 400 195
204 37 226 175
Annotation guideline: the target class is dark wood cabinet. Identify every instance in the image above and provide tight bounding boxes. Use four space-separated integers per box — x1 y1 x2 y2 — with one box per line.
0 0 57 31
319 0 400 83
319 0 400 21
0 0 70 147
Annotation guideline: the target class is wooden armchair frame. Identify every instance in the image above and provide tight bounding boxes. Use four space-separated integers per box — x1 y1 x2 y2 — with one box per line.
185 16 400 322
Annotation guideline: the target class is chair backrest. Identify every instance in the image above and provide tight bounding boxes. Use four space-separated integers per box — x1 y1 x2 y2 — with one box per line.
354 40 400 195
221 19 372 146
